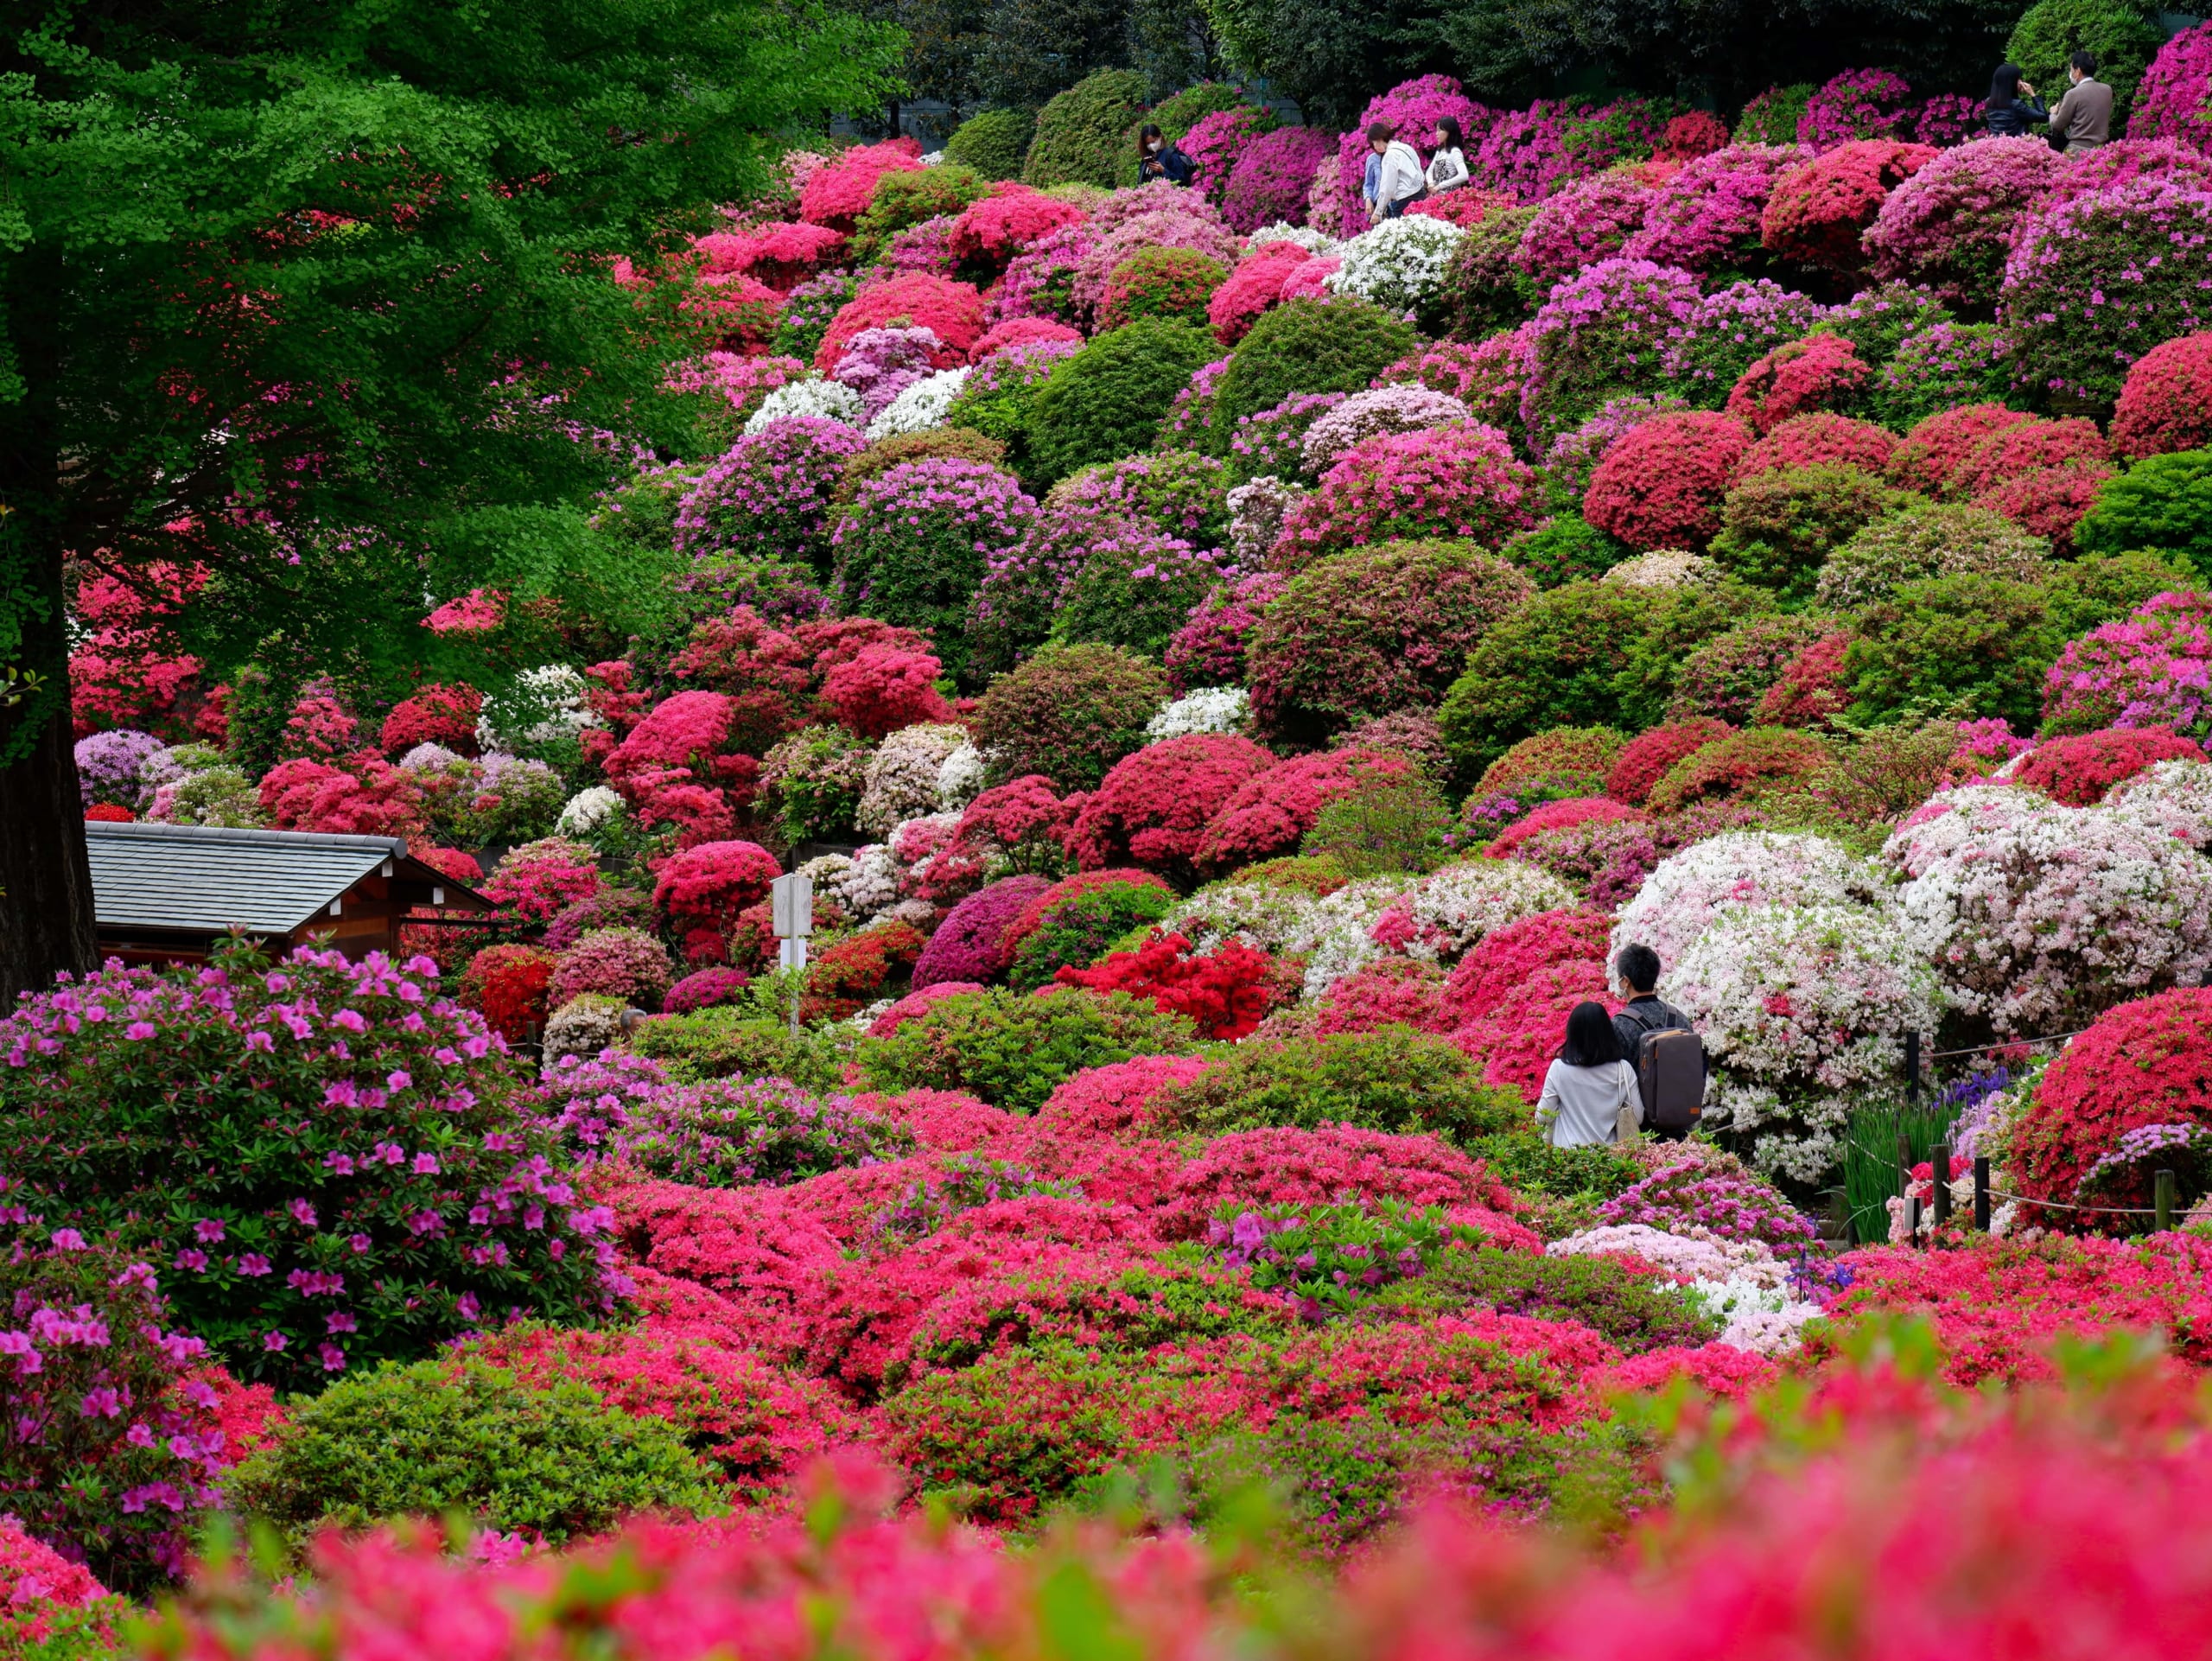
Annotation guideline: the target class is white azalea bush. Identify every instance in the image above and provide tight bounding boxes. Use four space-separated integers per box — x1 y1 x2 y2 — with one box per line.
1373 859 1576 964
1611 831 1889 970
2103 759 2212 853
1550 1225 1821 1355
866 368 970 442
857 723 969 837
747 377 865 433
1325 214 1465 314
478 665 597 754
1147 687 1250 741
1161 879 1331 958
935 741 989 812
1247 223 1339 255
1298 878 1416 998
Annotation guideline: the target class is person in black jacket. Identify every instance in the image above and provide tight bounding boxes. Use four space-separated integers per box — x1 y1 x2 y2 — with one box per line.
1137 124 1194 186
1985 63 2047 137
1611 943 1702 1142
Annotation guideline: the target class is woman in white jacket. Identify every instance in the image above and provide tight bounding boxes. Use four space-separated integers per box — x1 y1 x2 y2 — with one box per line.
1535 1001 1643 1148
1426 116 1469 194
1366 122 1427 221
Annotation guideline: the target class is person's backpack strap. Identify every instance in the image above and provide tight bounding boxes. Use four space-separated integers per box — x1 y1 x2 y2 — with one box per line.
1637 1027 1706 1130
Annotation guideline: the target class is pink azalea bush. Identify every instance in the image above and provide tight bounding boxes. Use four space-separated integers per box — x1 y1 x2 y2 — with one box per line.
1270 423 1541 567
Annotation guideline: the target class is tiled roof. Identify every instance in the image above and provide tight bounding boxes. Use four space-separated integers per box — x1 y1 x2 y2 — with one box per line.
85 823 474 936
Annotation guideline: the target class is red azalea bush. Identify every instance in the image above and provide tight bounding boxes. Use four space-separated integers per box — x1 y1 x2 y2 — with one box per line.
380 683 482 757
969 317 1084 360
1645 726 1834 812
1657 111 1732 161
1724 334 1871 436
482 838 601 923
867 983 988 1038
1481 796 1649 859
653 840 782 935
1194 747 1415 874
2010 990 2212 1226
804 921 927 1022
1208 244 1313 346
948 190 1089 272
815 273 987 372
1308 958 1456 1036
1440 907 1614 1024
664 607 816 751
912 875 1054 988
1761 139 1938 271
257 754 425 837
276 685 362 760
1056 931 1280 1040
1755 633 1853 726
664 967 751 1015
798 138 925 231
1584 410 1752 550
1452 957 1615 1099
461 945 557 1041
2012 727 2205 805
1948 417 2111 500
598 691 763 843
1033 1054 1214 1140
1069 735 1279 881
1973 461 2113 555
1732 410 1897 482
1887 402 2037 495
1166 1123 1522 1227
1607 717 1735 805
955 776 1077 873
2112 333 2212 461
1270 424 1543 569
84 803 134 822
818 646 952 738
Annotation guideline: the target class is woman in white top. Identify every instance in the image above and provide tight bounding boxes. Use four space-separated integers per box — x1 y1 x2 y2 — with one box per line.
1535 1001 1642 1148
1426 116 1469 194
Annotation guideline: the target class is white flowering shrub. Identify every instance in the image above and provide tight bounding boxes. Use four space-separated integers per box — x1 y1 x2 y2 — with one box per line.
477 665 595 753
1889 790 2212 1033
1324 215 1464 314
1299 877 1419 999
2102 759 2212 853
1298 385 1471 474
866 367 970 442
1227 474 1306 565
1161 880 1328 957
832 844 901 920
1247 224 1339 255
1379 860 1577 964
1611 831 1889 972
1147 687 1250 741
746 377 865 433
1550 1224 1792 1288
1602 550 1714 589
554 785 627 840
935 741 988 812
857 722 969 836
1673 1276 1825 1355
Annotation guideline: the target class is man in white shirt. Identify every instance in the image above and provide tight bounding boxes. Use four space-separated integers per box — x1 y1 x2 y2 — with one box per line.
1367 123 1426 222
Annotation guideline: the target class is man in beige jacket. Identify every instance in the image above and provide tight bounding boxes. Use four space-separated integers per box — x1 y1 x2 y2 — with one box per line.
2046 50 2113 152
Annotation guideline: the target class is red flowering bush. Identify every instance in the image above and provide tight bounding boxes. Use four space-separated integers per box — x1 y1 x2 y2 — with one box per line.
1645 726 1834 812
954 776 1077 874
1272 423 1542 569
1754 633 1854 726
599 691 762 843
1440 907 1613 1024
2013 727 2206 805
380 684 481 757
1761 139 1938 271
664 967 751 1015
1068 735 1278 881
798 138 925 231
461 945 556 1041
947 189 1088 273
1033 1054 1213 1140
696 221 849 290
818 646 953 739
1656 110 1731 161
1207 244 1312 346
2012 989 2212 1226
1308 958 1455 1036
1888 402 2037 495
1724 334 1871 436
2113 333 2212 461
1732 410 1897 482
969 317 1084 360
867 983 987 1037
1607 717 1735 805
1057 931 1279 1040
276 685 362 760
257 754 425 837
1452 957 1615 1099
1974 460 2114 556
662 607 817 752
804 921 927 1022
913 875 1054 987
1482 796 1649 859
1583 410 1752 550
1948 417 2111 500
84 802 133 822
1475 727 1628 803
1194 747 1415 874
1166 1123 1521 1227
483 837 601 923
653 839 782 935
815 273 987 372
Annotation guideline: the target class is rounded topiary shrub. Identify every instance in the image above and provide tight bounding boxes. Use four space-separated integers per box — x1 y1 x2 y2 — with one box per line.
1607 717 1736 805
1707 463 1913 603
1145 1028 1522 1143
1669 614 1839 725
1069 735 1281 882
2074 449 2212 580
0 944 618 1392
1644 726 1834 813
1247 540 1535 748
675 417 868 576
2013 726 2207 805
1195 746 1414 873
1815 503 2051 610
1761 140 1937 274
1007 873 1179 988
973 642 1170 791
1029 318 1220 485
1100 247 1230 331
1845 573 2063 729
2006 0 2161 124
1584 411 1753 552
1024 69 1152 189
1269 424 1544 570
226 1359 720 1550
855 986 1199 1111
1211 297 1421 434
1474 727 1629 805
1438 581 1652 777
830 457 1036 671
2112 334 2212 462
944 107 1038 181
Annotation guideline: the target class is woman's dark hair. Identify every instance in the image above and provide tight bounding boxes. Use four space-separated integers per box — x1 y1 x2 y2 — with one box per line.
1435 115 1463 150
1560 1000 1624 1068
1138 123 1163 155
1988 63 2024 110
1366 120 1394 143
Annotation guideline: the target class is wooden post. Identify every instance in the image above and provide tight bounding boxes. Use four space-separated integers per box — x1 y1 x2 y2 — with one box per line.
2157 1168 2177 1233
1974 1156 1991 1232
1908 1196 1922 1246
1897 1131 1910 1204
1930 1141 1951 1228
1904 1030 1921 1106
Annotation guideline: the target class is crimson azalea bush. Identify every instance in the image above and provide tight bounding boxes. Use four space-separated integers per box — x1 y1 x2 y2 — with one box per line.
1196 748 1415 874
1584 410 1752 550
1724 334 1871 436
0 944 623 1392
1645 725 1834 812
1057 932 1279 1040
459 945 556 1043
2012 727 2206 805
1607 717 1735 804
1732 411 1897 482
803 922 927 1021
653 839 781 937
1761 138 1937 271
379 684 480 758
2111 333 2212 461
814 272 985 372
1887 401 2035 496
1069 735 1278 883
1440 907 1614 1024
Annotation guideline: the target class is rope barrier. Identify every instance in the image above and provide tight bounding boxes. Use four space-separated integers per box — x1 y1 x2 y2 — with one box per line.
1926 1028 2089 1061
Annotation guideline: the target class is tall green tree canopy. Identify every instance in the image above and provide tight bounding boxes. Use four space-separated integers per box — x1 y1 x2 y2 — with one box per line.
0 0 902 998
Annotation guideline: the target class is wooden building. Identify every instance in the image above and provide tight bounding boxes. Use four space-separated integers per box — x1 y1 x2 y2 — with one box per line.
86 822 492 966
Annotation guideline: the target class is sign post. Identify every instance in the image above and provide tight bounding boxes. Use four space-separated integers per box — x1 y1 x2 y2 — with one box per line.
771 872 814 1039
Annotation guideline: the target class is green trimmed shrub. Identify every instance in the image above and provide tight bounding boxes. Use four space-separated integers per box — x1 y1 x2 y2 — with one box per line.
1440 582 1649 777
2074 450 2212 580
1707 464 1916 604
1376 1244 1721 1352
1300 772 1453 876
1501 514 1633 588
625 1006 845 1092
974 642 1170 791
1815 504 2051 611
2043 549 2202 639
1147 1027 1525 1143
1614 574 1776 730
1029 318 1219 484
226 1359 721 1551
852 163 988 261
1732 83 1814 145
944 107 1038 181
1100 247 1230 330
1844 573 2063 729
854 987 1199 1111
1114 81 1249 185
1474 726 1629 802
945 343 1065 487
1024 69 1152 188
2005 0 2161 124
1008 879 1179 988
1445 207 1541 338
1058 537 1233 659
1211 297 1421 433
1669 613 1839 723
1465 1131 1640 1202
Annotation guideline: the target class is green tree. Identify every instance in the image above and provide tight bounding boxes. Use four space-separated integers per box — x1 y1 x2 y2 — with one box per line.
0 0 900 1001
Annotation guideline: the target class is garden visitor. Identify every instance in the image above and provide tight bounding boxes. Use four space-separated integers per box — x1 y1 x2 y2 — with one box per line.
1611 943 1707 1143
2045 50 2112 151
1535 1001 1641 1147
1427 116 1470 194
1137 124 1194 186
1368 122 1427 220
1983 63 2046 137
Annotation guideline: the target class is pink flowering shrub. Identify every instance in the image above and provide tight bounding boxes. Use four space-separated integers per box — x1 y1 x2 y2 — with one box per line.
1732 411 1897 482
1208 244 1313 345
1518 259 1704 444
1762 139 1937 271
1514 170 1658 283
947 190 1088 273
674 417 868 570
1606 718 1735 805
1165 572 1286 691
1972 460 2113 554
1196 747 1414 873
1305 958 1456 1036
1222 125 1337 232
1033 1055 1213 1140
1948 417 2110 500
1656 111 1731 161
2012 727 2205 805
955 776 1077 874
599 691 761 843
1069 207 1242 326
696 220 849 290
258 754 425 837
2130 22 2212 152
1482 796 1649 860
988 221 1096 328
1725 334 1871 436
1797 68 1912 151
1181 105 1277 203
969 317 1084 361
1622 142 1807 271
1452 957 1616 1100
1070 735 1279 881
1584 410 1752 550
798 138 925 231
482 838 601 925
2112 333 2212 460
1863 137 2064 308
815 273 986 373
663 966 751 1015
1270 424 1541 568
2044 593 2212 737
550 927 676 1010
1541 393 1692 497
1331 75 1485 227
913 875 1054 988
653 839 781 935
1888 401 2037 495
1439 907 1613 1024
867 983 987 1037
380 684 481 758
830 325 942 420
819 646 953 738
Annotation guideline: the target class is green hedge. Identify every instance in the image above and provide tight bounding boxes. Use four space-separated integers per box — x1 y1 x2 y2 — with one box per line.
1024 69 1151 188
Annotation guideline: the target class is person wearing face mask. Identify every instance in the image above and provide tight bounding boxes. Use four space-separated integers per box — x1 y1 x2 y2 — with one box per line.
1137 124 1194 186
1426 115 1469 194
1368 121 1426 220
2045 50 2112 151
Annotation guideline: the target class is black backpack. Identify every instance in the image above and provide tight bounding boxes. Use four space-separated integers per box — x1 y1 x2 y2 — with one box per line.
1633 1024 1706 1130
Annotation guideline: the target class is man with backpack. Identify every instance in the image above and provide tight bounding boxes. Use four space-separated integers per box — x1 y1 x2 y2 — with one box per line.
1611 943 1707 1142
